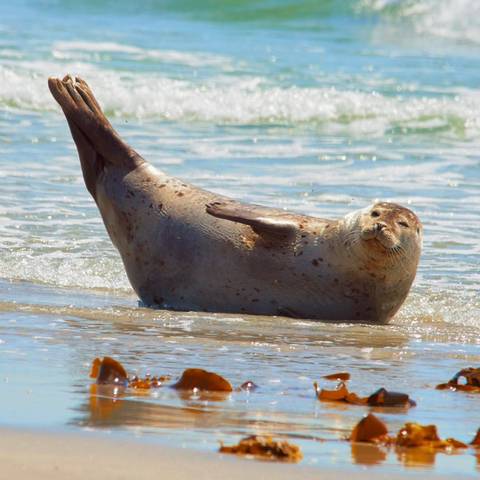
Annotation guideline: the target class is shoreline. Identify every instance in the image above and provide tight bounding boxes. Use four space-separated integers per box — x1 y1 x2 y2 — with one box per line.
0 426 463 480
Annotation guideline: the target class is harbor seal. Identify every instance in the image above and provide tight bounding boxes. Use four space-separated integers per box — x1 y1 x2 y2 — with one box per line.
48 75 422 323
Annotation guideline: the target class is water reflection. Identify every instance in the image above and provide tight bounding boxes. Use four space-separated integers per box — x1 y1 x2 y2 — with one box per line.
395 445 438 468
350 442 466 469
83 383 478 470
80 384 319 439
351 443 387 466
351 443 472 469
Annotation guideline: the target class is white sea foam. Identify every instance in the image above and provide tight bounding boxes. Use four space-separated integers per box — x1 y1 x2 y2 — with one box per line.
0 249 131 292
361 0 480 44
2 61 480 138
52 41 236 69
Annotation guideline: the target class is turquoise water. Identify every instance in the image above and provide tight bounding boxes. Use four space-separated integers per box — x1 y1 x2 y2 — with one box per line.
0 0 479 475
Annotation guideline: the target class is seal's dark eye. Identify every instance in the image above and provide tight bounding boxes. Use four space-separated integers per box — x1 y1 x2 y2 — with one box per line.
371 210 380 218
398 221 409 228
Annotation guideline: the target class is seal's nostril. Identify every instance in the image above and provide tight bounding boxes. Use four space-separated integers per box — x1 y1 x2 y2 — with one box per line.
375 222 386 231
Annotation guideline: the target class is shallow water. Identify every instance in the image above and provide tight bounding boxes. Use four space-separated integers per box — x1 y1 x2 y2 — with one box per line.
0 0 479 476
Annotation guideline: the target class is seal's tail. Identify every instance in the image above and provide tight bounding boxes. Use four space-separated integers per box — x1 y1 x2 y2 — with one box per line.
48 75 144 197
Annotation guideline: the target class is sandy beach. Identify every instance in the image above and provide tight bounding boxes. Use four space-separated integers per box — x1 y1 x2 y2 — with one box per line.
0 427 462 480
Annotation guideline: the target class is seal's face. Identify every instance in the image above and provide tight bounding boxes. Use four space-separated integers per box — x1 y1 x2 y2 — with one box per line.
347 202 423 266
359 202 422 255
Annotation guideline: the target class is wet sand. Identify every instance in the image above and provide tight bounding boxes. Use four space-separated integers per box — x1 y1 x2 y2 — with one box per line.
0 427 459 480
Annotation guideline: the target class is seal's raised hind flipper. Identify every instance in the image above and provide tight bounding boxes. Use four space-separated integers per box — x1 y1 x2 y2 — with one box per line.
48 75 144 198
206 201 298 241
65 117 103 197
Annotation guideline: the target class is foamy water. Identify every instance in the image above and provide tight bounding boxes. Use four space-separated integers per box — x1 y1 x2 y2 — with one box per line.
362 0 480 44
0 0 479 476
2 58 480 141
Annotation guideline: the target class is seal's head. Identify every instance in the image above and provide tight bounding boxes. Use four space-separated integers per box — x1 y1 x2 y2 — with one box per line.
345 202 423 267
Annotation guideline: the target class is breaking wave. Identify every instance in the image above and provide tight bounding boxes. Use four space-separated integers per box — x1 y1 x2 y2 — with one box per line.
1 58 480 138
360 0 480 44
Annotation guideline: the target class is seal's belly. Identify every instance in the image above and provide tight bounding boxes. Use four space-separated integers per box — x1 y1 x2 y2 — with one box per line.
123 230 378 322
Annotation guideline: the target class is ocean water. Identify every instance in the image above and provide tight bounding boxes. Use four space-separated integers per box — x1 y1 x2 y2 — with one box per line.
0 0 479 475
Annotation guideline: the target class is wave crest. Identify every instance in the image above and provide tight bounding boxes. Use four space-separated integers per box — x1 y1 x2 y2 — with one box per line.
360 0 480 44
1 61 480 138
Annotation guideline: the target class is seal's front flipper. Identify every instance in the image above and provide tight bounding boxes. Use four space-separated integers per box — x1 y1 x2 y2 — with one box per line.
206 201 297 241
48 75 144 176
